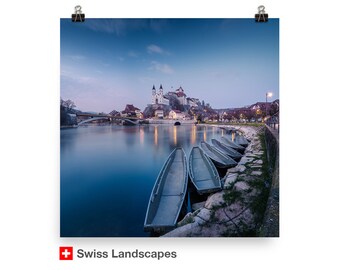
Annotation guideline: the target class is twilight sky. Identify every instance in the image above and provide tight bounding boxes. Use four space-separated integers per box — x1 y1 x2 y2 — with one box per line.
60 19 279 113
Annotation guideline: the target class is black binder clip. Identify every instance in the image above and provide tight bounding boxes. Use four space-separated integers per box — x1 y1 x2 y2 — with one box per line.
72 5 85 22
255 5 268 22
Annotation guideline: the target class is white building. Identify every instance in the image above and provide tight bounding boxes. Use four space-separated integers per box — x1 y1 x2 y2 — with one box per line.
151 84 169 105
169 110 185 120
154 109 164 118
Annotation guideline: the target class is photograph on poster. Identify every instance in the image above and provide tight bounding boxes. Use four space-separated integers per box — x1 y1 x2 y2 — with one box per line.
60 18 279 237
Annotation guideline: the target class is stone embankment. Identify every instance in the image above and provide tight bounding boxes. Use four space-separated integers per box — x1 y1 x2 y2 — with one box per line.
163 125 274 237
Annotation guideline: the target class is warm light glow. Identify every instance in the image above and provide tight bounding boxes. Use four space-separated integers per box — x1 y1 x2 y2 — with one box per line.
173 126 177 145
154 126 158 146
232 132 235 142
191 125 197 144
139 127 144 145
203 126 207 141
266 92 273 98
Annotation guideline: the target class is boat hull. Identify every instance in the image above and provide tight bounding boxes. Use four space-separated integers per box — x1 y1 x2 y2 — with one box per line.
144 148 188 232
200 142 237 169
211 139 243 161
220 136 245 153
189 147 221 194
234 134 249 147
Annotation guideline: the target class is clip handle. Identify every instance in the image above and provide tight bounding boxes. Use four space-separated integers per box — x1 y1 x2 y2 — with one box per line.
255 5 268 22
72 5 85 22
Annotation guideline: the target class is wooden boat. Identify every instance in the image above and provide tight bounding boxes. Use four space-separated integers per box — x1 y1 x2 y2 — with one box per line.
234 134 249 147
211 139 243 161
188 147 221 194
144 147 188 232
200 141 237 169
220 136 245 153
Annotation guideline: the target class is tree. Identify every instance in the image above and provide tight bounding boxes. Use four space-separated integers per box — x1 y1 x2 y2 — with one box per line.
168 95 182 111
61 99 76 111
60 98 77 126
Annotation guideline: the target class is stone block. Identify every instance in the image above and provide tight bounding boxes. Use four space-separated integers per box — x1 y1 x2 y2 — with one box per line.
234 181 250 191
223 173 238 188
253 159 263 165
239 157 254 165
205 192 225 209
251 171 262 176
192 201 206 211
196 207 212 221
228 164 246 173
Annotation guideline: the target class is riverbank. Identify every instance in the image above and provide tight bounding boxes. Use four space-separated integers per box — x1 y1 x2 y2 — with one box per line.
148 119 196 125
163 125 278 237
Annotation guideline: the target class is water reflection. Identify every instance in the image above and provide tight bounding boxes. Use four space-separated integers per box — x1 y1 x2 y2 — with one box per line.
173 126 177 145
154 126 158 146
191 125 196 145
139 127 144 145
61 124 225 237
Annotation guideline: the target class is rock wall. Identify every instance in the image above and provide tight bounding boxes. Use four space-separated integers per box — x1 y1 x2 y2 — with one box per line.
260 126 279 237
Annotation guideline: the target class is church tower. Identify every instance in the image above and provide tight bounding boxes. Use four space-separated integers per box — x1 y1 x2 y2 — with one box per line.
159 84 164 104
151 85 156 104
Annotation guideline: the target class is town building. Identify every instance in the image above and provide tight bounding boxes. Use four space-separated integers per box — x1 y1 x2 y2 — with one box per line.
169 110 186 120
154 109 164 119
121 104 142 118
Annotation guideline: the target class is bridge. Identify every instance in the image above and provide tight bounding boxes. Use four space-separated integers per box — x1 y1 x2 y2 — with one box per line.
76 113 140 126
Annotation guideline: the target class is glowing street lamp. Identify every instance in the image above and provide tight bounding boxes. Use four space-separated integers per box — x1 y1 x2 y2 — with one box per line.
265 92 273 118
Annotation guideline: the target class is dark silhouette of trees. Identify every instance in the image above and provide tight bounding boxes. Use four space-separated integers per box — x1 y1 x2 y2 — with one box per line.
60 98 77 126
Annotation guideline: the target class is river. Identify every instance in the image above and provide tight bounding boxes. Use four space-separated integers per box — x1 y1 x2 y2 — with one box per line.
60 124 228 237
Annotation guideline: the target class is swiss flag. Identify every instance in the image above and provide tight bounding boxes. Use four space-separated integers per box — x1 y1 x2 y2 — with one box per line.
59 246 73 260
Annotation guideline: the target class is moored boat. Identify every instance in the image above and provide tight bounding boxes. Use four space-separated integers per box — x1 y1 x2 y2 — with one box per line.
144 147 188 232
211 139 243 161
188 147 221 194
234 133 249 147
200 141 237 169
220 136 245 153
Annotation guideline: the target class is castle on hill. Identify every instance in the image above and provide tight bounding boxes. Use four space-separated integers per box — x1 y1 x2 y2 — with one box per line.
151 84 199 107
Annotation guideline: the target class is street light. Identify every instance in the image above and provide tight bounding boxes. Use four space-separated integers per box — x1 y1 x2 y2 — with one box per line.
265 92 273 119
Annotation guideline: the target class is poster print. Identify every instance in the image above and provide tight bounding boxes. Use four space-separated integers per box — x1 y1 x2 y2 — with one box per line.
60 18 279 237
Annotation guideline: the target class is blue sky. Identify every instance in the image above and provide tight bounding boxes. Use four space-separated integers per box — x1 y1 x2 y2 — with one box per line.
61 19 279 113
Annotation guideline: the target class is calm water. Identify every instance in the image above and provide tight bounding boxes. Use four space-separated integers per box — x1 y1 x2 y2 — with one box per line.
60 124 227 237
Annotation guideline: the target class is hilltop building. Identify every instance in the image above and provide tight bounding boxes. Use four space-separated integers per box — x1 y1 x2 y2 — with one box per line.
151 84 169 106
151 84 200 107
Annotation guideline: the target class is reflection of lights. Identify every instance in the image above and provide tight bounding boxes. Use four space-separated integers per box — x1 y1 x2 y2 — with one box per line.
154 126 158 146
173 126 177 145
140 127 144 145
221 129 224 136
191 125 196 144
232 132 235 142
203 126 207 141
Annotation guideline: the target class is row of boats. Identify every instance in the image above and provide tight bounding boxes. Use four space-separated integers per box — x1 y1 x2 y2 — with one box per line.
144 133 249 233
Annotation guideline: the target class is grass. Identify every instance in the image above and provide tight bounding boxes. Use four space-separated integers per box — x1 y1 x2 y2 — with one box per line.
200 122 264 127
246 131 272 233
223 189 243 206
